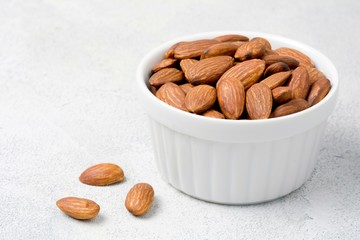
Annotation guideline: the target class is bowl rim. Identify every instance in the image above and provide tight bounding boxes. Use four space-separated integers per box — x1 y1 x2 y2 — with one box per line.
136 31 339 142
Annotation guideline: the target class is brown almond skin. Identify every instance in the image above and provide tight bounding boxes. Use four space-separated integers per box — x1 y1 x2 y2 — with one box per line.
271 98 310 118
185 56 234 85
164 42 182 59
264 62 291 77
275 47 314 68
230 41 247 47
152 58 177 72
272 86 292 104
185 85 216 114
79 163 125 186
263 54 299 69
174 39 219 59
213 34 249 42
307 78 331 106
180 59 198 76
179 83 194 94
289 66 310 99
202 109 225 119
246 83 273 119
251 37 272 50
216 77 245 119
306 67 327 85
125 183 154 216
200 42 239 59
56 197 100 220
220 59 265 89
234 41 266 61
156 82 188 111
148 68 184 87
261 71 292 89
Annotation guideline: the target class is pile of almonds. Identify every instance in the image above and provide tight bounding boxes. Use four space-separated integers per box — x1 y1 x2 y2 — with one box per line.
148 34 331 119
56 163 154 220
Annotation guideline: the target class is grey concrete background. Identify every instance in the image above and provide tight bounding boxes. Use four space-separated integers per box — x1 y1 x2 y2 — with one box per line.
0 0 359 239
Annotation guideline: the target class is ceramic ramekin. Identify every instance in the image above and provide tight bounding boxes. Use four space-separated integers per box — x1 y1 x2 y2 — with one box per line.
136 31 339 204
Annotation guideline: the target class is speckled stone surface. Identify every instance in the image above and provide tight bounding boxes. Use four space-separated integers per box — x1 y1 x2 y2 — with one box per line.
0 0 359 239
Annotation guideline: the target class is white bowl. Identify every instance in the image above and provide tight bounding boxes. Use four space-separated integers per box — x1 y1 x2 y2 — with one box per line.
136 31 339 204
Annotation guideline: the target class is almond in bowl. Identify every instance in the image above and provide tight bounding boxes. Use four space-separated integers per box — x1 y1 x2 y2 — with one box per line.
136 31 338 204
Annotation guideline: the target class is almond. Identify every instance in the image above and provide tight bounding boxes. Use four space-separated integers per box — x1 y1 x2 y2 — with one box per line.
213 34 249 42
151 58 177 72
179 83 194 94
234 41 266 61
263 54 299 69
180 59 198 75
261 71 292 89
289 66 310 99
156 82 188 111
264 62 290 77
125 183 154 216
307 78 331 106
272 86 292 104
220 59 265 89
79 163 124 186
217 77 245 119
200 42 239 59
230 41 247 47
275 47 314 68
174 39 218 59
245 83 273 119
56 197 100 220
185 84 216 113
306 66 327 85
164 42 183 59
202 109 225 119
271 98 310 118
185 56 234 85
262 48 279 57
251 37 272 50
148 68 184 87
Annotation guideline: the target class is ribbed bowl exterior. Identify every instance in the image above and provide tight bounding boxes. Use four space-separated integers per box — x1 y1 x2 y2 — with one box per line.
149 118 326 204
137 31 339 205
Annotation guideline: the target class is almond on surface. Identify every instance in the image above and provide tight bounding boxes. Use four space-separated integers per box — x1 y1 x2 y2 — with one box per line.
216 77 245 119
148 68 184 87
125 183 154 216
185 56 234 85
79 163 124 186
156 82 188 111
185 84 216 114
220 59 265 89
56 197 100 220
245 83 273 120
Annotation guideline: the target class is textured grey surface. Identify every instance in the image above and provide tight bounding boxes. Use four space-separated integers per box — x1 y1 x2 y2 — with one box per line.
0 0 359 239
